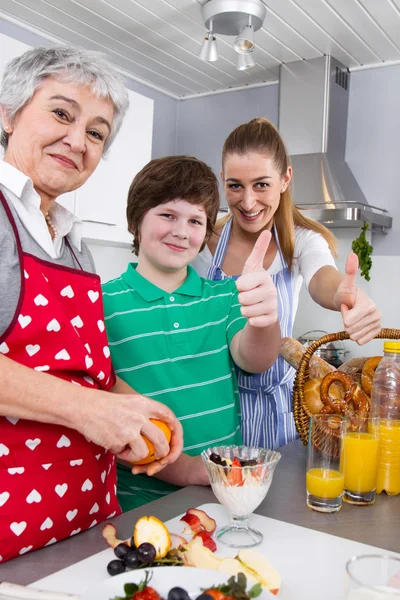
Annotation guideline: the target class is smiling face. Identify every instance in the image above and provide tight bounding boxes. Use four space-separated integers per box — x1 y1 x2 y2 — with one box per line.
137 199 208 282
1 77 114 204
222 152 292 234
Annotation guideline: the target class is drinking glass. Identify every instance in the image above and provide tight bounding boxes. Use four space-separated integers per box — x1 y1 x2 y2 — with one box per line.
343 416 380 505
306 414 346 513
346 555 400 598
201 445 280 548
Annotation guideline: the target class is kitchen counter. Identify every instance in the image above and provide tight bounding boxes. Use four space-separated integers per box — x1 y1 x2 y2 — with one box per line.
1 439 399 585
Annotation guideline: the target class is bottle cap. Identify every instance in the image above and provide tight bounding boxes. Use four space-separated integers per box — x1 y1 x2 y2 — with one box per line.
384 341 400 353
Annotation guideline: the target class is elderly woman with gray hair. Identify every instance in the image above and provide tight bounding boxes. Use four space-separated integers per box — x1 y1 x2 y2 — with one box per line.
0 45 183 562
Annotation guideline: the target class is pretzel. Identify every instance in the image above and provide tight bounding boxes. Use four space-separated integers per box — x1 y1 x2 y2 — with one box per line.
361 356 382 397
320 371 370 430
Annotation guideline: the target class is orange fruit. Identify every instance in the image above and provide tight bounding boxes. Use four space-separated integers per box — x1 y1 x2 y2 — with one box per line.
133 418 172 465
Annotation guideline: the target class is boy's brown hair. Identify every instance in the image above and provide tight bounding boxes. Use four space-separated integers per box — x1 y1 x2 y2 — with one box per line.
127 155 220 255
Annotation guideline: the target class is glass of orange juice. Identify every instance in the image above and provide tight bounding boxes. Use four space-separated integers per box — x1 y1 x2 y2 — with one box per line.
306 414 346 513
343 417 380 506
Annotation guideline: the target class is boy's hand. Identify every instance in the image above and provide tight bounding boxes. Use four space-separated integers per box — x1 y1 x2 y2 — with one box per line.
236 230 278 328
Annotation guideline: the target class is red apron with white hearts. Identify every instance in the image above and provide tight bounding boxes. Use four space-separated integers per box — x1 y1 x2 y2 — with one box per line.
0 192 121 563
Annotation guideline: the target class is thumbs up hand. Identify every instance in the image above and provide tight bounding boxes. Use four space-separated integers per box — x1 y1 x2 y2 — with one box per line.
334 252 381 344
235 230 278 328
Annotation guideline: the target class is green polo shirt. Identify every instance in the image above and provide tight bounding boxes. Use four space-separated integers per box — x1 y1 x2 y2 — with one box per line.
102 264 245 510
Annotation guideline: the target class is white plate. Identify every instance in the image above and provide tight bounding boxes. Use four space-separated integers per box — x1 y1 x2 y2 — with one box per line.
80 566 276 600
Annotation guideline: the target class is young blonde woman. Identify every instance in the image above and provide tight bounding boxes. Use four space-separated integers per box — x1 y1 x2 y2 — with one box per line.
192 118 381 450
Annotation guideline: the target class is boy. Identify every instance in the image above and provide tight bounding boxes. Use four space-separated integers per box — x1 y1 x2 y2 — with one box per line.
102 155 281 510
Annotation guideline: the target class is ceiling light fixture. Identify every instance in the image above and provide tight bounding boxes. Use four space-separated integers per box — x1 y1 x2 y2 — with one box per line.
198 0 266 70
236 52 256 71
199 22 219 62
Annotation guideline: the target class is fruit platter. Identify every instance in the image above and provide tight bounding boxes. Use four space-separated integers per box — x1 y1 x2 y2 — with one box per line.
101 508 281 596
81 568 276 600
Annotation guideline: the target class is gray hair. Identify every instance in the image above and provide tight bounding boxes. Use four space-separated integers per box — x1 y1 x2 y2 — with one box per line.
0 45 129 152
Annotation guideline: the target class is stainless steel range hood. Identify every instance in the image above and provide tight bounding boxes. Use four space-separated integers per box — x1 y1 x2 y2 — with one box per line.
279 56 392 231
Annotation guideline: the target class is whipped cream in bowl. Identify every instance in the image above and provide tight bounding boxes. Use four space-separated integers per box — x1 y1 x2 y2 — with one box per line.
201 445 281 548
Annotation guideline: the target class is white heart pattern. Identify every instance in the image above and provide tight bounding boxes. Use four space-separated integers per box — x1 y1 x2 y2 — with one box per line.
0 443 10 457
56 434 71 448
34 294 48 306
60 285 74 298
5 416 19 425
55 349 70 361
83 375 94 385
105 492 111 504
8 467 24 475
25 344 40 357
10 521 27 536
97 371 105 381
40 517 53 531
26 489 42 504
47 318 61 332
103 346 110 358
89 503 99 514
70 315 83 328
85 343 91 354
18 315 32 329
0 342 9 354
70 528 81 536
0 492 10 507
45 537 57 546
97 320 105 333
34 365 50 372
106 511 116 519
89 520 97 528
81 478 93 492
88 290 99 303
66 509 78 522
101 471 106 483
42 463 52 470
25 438 41 451
24 270 29 279
95 454 101 460
19 546 33 555
85 355 93 369
70 459 83 466
55 483 68 497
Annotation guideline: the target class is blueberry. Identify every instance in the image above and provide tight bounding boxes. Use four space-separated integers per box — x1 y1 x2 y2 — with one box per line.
124 549 142 569
130 536 137 550
136 542 156 564
114 542 130 559
107 559 125 576
168 587 191 600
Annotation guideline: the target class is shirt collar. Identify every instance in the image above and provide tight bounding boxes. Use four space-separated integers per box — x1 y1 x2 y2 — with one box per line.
122 264 203 302
0 160 83 250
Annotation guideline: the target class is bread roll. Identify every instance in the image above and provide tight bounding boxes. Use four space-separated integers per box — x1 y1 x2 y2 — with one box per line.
280 337 335 378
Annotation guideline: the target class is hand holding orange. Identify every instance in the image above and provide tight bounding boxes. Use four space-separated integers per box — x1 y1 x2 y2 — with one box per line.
133 418 172 465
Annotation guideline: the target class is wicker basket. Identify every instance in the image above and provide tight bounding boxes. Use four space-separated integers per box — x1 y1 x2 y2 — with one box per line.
293 328 400 446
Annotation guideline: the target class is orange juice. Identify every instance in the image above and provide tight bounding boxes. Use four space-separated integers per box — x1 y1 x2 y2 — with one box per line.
376 420 400 496
306 468 344 498
343 433 379 493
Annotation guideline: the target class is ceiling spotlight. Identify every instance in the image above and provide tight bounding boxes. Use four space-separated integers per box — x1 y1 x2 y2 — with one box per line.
234 22 255 54
199 22 219 62
237 52 256 71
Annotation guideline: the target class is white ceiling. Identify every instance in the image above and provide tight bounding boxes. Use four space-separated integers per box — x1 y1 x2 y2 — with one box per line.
1 0 400 99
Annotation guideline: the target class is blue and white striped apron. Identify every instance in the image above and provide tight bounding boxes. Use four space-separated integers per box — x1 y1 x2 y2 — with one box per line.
207 218 298 450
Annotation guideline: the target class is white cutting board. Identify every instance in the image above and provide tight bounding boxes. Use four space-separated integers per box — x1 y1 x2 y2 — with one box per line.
32 503 400 599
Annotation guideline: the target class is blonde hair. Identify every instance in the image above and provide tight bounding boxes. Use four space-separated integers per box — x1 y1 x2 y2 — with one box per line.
221 118 337 269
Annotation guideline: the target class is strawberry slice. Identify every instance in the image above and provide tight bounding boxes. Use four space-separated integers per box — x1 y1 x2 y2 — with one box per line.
227 458 244 487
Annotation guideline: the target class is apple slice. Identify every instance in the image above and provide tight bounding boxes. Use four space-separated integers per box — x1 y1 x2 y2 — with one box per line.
185 543 222 570
186 508 217 533
216 558 259 585
193 530 217 552
102 523 129 549
169 533 188 549
237 548 281 595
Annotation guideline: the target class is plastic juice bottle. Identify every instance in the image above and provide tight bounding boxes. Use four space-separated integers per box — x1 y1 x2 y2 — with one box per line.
371 341 400 496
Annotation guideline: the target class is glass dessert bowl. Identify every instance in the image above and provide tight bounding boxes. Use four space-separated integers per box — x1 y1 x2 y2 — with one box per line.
201 445 281 548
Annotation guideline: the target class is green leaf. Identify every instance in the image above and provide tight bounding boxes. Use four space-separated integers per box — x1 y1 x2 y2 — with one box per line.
248 583 263 598
124 583 138 595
